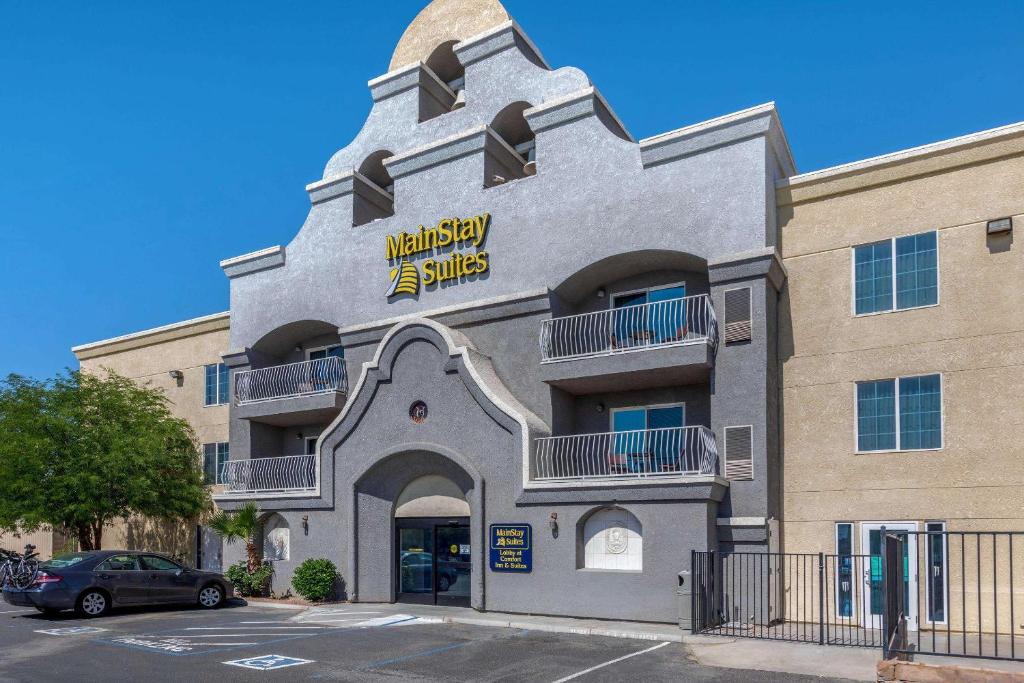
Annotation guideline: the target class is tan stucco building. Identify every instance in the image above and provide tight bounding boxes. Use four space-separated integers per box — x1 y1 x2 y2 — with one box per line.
778 122 1024 633
66 312 231 567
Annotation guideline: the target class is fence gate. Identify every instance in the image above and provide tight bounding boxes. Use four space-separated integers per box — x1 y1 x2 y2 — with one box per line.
692 529 1024 662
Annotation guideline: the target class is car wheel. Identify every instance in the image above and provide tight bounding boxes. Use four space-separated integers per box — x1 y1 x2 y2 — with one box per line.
76 590 110 618
198 584 224 609
437 574 451 592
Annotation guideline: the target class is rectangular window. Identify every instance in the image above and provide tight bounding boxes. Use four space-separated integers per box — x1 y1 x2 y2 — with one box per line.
205 363 229 406
611 404 685 473
611 283 687 346
857 374 942 452
835 523 854 618
203 442 229 485
308 345 344 361
854 240 893 314
853 231 937 315
926 522 947 623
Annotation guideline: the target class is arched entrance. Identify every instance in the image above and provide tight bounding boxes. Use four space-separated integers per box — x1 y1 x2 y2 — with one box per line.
394 475 471 607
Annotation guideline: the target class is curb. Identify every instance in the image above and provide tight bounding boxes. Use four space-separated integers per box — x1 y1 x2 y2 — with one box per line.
238 600 307 610
439 615 683 642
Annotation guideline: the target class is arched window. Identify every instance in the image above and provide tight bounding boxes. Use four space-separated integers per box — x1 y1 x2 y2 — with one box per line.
262 514 290 562
581 507 642 571
485 102 535 187
420 41 465 121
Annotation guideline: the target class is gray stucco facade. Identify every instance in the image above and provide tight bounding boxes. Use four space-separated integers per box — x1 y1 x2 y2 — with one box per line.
216 9 793 624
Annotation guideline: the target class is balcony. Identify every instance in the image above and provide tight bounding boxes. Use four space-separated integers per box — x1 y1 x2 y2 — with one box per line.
233 357 348 426
219 455 317 497
538 295 717 394
533 425 718 484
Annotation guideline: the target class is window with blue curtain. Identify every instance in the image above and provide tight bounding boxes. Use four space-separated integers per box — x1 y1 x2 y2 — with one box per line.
895 232 938 309
899 374 942 449
217 363 229 404
857 380 896 451
854 232 937 315
857 374 942 451
854 241 893 314
612 406 684 472
205 363 229 406
612 285 686 346
836 523 853 617
204 364 218 406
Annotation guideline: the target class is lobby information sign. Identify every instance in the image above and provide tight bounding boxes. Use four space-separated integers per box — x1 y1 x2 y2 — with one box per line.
489 523 532 573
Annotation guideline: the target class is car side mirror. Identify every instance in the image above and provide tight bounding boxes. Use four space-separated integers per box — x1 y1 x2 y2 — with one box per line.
174 569 184 577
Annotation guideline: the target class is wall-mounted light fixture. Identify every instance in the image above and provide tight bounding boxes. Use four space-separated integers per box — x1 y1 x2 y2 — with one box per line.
168 370 183 381
595 402 605 413
296 432 304 440
596 287 606 299
302 515 309 536
987 217 1013 235
549 512 559 538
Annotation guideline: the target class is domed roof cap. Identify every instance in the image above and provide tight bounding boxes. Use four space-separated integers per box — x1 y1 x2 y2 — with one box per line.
389 0 511 72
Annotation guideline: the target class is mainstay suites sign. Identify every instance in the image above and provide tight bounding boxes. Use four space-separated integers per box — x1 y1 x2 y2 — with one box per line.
385 213 491 297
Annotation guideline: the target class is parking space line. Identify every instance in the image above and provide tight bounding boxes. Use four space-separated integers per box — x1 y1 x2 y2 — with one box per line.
184 626 325 630
549 641 671 683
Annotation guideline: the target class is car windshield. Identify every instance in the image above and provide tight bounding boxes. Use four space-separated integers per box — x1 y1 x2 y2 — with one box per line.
42 553 93 568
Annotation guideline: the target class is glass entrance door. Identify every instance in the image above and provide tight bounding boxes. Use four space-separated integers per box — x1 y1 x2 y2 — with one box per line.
396 518 470 607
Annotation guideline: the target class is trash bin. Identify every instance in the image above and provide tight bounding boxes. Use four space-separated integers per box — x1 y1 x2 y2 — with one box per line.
677 570 691 630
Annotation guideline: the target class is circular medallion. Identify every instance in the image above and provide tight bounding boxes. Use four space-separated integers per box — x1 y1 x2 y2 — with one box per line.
605 526 628 554
409 400 428 424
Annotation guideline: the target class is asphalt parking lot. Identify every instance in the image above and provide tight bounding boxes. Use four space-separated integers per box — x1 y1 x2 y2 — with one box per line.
0 602 858 682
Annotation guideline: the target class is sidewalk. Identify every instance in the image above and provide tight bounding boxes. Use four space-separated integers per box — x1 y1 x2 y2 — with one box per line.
289 602 881 681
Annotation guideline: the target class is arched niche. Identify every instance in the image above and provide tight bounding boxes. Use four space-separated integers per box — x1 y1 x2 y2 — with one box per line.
394 474 470 518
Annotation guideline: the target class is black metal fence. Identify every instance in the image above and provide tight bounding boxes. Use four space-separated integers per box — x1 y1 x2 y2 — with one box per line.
693 530 1024 662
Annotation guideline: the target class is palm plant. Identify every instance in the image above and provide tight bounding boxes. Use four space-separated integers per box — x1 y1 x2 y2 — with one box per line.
208 502 262 573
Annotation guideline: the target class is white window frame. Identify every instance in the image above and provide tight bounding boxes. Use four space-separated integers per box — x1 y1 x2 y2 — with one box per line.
609 402 686 432
203 362 230 407
610 281 687 310
923 521 949 626
306 344 343 360
304 436 318 456
853 373 944 454
850 230 940 317
203 442 230 485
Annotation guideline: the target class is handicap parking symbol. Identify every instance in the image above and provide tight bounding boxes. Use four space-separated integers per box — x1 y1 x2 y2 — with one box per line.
224 654 314 671
35 626 108 636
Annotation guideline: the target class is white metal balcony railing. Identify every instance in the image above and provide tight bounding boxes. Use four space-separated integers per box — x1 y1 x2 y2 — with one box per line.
533 426 718 482
220 454 317 495
539 294 717 363
233 357 347 406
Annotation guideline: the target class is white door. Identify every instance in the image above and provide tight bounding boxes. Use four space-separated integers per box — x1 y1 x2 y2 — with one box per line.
861 522 918 631
198 527 223 572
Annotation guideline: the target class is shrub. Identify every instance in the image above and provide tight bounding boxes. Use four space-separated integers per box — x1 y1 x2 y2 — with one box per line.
291 558 338 602
226 561 273 597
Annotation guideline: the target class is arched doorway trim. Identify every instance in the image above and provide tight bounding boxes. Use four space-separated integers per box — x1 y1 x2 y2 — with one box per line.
317 318 548 488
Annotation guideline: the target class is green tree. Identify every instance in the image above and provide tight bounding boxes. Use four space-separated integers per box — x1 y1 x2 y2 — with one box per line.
208 502 262 573
0 370 210 550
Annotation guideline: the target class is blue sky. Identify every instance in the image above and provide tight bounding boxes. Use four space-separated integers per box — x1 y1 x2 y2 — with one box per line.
2 1 1022 379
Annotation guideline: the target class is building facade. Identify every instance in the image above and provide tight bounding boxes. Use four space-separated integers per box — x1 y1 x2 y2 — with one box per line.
214 0 788 623
70 312 231 568
778 124 1024 634
66 0 1022 626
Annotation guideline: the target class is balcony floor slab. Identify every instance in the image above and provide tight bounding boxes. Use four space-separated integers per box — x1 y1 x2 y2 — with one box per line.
235 391 347 426
540 342 713 394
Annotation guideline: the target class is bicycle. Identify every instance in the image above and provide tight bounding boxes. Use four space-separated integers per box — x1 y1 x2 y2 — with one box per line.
0 544 40 589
